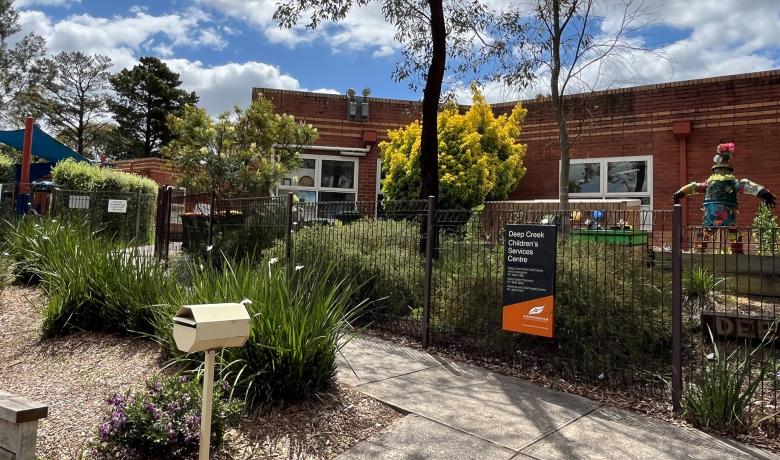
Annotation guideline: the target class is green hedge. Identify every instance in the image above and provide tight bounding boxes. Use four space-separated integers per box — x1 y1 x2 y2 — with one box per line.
50 159 158 242
0 153 14 183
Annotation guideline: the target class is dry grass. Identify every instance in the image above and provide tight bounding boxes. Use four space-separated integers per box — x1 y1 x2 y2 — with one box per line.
0 284 401 459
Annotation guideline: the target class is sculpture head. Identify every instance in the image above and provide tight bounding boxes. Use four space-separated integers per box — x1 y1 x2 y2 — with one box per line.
712 143 735 172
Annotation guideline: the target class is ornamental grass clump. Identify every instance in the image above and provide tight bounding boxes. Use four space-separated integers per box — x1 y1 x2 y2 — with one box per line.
154 257 366 406
683 327 773 433
87 374 242 459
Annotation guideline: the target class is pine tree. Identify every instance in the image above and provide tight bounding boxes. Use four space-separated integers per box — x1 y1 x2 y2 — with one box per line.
108 57 198 159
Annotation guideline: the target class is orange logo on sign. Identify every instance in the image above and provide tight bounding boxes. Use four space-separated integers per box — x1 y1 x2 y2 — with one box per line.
502 295 555 338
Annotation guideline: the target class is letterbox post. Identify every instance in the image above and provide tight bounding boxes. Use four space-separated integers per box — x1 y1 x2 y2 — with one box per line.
200 349 216 460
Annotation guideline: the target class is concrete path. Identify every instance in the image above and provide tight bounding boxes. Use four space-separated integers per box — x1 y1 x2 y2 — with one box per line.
335 335 777 460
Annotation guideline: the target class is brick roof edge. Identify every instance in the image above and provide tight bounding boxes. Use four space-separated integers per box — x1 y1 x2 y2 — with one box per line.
254 68 780 108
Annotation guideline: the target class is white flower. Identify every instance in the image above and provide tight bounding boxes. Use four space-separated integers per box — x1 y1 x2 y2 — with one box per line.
206 245 214 252
2 252 9 257
267 257 279 277
294 264 304 271
240 298 253 306
199 159 207 166
42 236 50 241
199 264 204 270
706 353 716 361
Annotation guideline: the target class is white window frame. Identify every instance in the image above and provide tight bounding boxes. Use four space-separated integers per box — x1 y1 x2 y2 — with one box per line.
376 158 383 200
567 155 653 229
567 155 652 199
277 153 359 202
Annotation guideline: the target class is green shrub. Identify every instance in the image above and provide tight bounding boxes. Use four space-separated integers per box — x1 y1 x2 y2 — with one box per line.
0 153 14 183
683 327 773 433
2 217 89 281
87 374 243 459
752 202 779 256
263 218 424 318
50 159 157 242
154 257 366 406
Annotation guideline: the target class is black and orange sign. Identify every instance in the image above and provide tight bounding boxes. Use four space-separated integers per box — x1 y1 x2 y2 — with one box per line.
502 224 557 338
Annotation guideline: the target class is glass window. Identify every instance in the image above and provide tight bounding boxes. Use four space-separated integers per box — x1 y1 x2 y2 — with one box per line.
291 190 317 203
321 160 355 189
568 162 600 193
283 158 316 188
607 161 648 193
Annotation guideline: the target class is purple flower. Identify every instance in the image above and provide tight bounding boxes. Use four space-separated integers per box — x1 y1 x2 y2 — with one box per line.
98 421 111 441
179 375 188 383
221 381 230 392
144 402 162 419
108 393 125 407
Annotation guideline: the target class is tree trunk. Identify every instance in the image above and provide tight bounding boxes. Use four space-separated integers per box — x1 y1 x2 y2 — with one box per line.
551 0 571 236
419 0 446 255
420 0 445 201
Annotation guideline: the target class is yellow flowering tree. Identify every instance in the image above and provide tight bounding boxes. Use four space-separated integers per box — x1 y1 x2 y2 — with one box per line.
163 97 317 197
380 86 527 209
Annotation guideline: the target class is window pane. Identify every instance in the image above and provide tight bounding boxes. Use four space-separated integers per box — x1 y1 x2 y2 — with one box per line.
568 162 601 193
321 160 355 189
283 157 316 188
607 161 648 193
293 190 317 203
319 191 355 202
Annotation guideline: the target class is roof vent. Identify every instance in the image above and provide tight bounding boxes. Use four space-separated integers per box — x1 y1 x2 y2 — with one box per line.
347 87 370 121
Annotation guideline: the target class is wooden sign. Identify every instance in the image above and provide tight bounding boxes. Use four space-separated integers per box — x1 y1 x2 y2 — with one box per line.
701 311 777 342
502 224 557 338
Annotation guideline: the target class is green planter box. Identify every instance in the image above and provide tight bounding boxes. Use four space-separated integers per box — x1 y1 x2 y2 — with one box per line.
571 228 648 246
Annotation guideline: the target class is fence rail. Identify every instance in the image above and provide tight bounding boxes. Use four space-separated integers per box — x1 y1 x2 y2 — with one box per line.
5 184 779 436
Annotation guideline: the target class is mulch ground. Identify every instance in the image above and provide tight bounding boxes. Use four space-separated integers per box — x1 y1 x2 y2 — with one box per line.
0 284 400 459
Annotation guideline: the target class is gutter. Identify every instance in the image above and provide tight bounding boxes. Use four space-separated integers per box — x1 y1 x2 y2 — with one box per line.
273 144 372 157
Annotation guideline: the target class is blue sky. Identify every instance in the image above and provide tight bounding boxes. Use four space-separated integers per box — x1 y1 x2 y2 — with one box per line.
12 0 780 115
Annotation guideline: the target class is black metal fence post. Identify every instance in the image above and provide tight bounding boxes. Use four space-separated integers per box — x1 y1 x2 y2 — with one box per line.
285 192 294 265
207 190 216 249
422 195 435 348
672 203 683 413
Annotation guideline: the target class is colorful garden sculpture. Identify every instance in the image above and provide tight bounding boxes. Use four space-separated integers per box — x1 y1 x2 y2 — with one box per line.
673 143 776 252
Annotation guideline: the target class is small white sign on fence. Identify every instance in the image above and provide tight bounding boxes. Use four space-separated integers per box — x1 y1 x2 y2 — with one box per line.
107 199 128 214
68 195 90 209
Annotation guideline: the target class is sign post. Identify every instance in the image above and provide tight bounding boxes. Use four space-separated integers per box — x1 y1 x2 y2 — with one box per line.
502 224 557 338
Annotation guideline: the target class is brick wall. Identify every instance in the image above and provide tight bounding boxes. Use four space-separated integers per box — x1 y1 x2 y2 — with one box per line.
256 70 780 225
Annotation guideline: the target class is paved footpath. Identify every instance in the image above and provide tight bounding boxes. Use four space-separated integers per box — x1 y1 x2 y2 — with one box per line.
335 335 778 460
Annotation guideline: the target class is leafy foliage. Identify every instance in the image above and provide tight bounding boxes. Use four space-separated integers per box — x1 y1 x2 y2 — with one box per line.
50 159 158 241
0 151 14 182
752 202 779 256
154 258 366 406
163 98 317 197
380 85 527 209
108 57 198 158
88 374 243 459
683 327 773 433
0 0 54 127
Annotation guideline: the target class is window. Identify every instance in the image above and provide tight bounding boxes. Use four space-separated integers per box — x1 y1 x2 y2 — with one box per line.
277 154 358 202
568 155 653 229
568 162 601 194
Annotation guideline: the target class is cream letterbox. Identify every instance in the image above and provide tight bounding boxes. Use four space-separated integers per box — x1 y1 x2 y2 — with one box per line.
172 303 251 353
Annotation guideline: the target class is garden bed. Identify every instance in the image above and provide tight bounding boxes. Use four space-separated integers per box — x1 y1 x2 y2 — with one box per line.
0 285 401 459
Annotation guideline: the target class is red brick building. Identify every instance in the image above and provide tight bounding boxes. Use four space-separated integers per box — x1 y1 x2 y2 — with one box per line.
257 69 780 226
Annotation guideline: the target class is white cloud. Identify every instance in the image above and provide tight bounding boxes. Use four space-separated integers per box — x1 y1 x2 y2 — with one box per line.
164 59 338 115
13 0 79 7
198 0 398 56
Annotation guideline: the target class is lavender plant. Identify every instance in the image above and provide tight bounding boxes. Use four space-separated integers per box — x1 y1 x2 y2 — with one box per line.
87 374 242 459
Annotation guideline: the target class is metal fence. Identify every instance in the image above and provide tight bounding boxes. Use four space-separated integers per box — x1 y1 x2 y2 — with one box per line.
154 193 780 434
0 183 157 244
